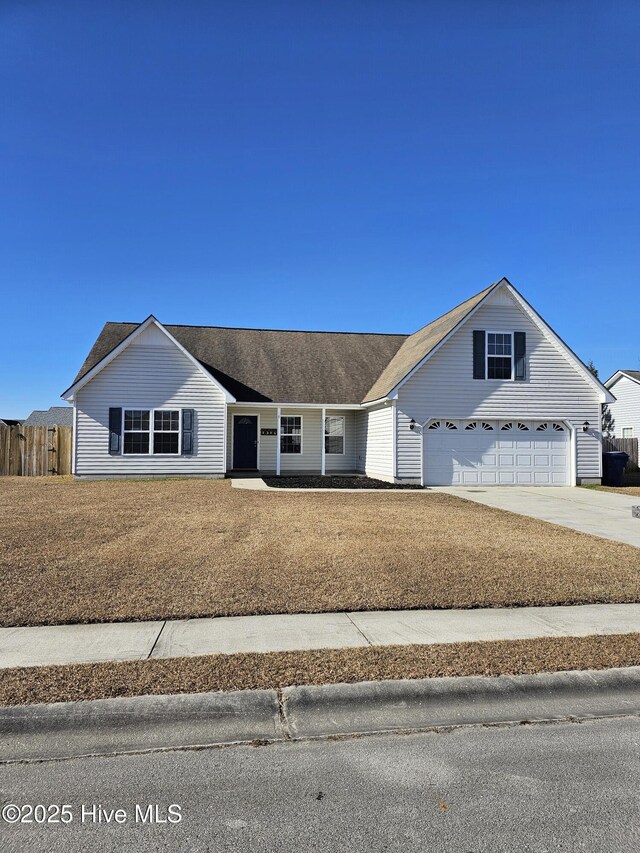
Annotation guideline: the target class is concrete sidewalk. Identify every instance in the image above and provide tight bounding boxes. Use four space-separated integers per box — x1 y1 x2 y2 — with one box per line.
1 603 639 669
434 486 640 547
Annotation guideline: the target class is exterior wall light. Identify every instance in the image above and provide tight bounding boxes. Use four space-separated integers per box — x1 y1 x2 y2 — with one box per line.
409 419 416 431
582 421 590 432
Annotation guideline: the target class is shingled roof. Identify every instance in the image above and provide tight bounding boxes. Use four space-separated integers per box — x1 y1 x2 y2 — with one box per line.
71 323 408 405
68 279 513 405
24 406 74 426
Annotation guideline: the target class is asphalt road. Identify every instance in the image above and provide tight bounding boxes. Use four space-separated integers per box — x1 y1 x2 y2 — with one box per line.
1 716 638 852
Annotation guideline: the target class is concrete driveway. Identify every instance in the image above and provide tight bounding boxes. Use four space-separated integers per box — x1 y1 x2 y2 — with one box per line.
433 486 640 548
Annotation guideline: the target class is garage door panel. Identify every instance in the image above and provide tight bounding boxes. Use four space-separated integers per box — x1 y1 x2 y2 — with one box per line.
425 419 570 487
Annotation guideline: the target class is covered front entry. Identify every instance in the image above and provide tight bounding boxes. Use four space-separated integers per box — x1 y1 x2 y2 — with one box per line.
424 419 571 486
233 415 258 469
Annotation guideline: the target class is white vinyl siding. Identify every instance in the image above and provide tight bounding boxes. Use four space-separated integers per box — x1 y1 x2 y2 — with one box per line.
226 407 356 473
395 290 602 483
355 404 394 481
608 376 640 439
75 330 226 476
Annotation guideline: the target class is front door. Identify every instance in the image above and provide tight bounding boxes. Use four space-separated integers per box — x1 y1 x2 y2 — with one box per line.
233 415 258 469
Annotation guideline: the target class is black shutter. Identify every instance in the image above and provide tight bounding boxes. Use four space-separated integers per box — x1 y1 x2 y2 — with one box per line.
182 408 195 455
108 407 122 455
473 330 486 379
514 332 526 381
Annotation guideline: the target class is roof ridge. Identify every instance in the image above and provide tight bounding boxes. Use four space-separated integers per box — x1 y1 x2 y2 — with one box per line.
105 321 408 338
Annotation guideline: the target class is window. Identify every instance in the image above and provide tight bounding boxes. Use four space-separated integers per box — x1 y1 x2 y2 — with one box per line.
280 416 302 454
123 409 180 455
487 332 513 380
324 416 344 454
123 410 150 454
623 427 633 438
153 410 180 453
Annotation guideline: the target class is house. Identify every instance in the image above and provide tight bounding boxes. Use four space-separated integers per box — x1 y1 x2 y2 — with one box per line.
604 371 640 439
61 278 613 486
24 406 74 427
0 418 23 427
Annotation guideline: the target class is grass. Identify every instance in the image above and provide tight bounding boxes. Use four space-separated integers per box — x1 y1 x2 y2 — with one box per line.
588 485 640 497
1 634 638 706
1 477 640 628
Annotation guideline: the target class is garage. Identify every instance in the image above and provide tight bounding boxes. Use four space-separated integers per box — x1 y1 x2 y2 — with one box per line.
424 419 571 486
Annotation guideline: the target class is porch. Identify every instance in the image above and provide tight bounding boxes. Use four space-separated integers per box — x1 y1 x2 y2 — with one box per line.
226 404 361 475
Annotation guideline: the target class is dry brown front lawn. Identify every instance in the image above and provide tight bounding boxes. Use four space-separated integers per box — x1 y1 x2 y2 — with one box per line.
592 485 640 497
1 634 638 706
1 477 639 628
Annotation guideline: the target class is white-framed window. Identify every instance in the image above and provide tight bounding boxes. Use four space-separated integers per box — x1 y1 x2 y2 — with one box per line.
123 408 180 455
324 416 345 454
280 415 302 454
623 427 633 438
486 332 513 380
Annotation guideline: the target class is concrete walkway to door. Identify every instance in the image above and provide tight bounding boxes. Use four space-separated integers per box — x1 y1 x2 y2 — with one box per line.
433 486 640 548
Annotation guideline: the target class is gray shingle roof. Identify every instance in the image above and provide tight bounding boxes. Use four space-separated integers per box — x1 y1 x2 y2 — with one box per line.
24 406 74 426
72 324 409 405
68 280 508 405
622 370 640 382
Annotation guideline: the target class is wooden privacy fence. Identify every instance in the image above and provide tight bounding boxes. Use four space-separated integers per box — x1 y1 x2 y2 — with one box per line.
603 436 640 484
0 424 72 476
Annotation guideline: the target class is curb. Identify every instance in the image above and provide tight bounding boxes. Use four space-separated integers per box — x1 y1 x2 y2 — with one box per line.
283 666 640 739
1 667 639 762
0 689 282 762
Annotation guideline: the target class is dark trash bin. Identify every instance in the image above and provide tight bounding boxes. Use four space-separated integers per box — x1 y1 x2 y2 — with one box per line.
602 451 629 487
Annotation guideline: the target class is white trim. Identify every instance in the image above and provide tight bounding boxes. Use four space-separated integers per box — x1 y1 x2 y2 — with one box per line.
222 403 228 474
232 401 363 410
391 399 397 480
321 407 326 475
280 413 303 455
231 412 261 470
605 370 639 391
597 405 603 479
360 397 388 409
62 316 236 403
485 330 514 381
323 413 346 458
71 402 77 475
276 406 281 475
120 407 182 456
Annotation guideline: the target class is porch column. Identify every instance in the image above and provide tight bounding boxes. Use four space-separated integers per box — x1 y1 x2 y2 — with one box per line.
276 406 281 475
321 407 326 475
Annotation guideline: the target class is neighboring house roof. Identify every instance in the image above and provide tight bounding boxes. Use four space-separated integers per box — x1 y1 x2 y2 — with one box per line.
69 323 408 405
362 281 500 402
24 406 74 426
0 418 23 426
605 370 640 389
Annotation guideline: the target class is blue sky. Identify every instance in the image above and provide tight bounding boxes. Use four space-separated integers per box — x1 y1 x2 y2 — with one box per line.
1 0 639 416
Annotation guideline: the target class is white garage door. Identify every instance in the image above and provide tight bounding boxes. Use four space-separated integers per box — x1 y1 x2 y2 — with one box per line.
424 419 571 486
